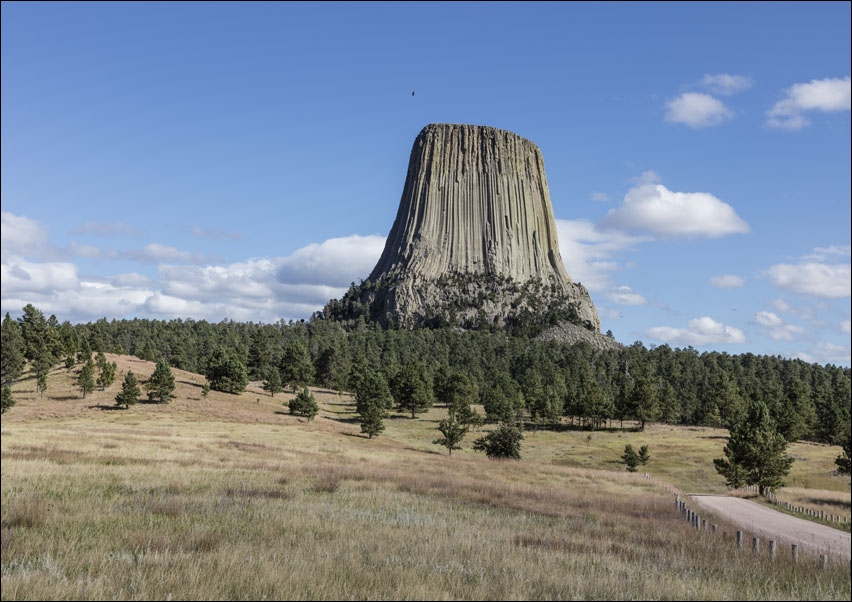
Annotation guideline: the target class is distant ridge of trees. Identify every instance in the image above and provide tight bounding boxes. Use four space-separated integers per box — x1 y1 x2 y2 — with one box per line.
2 304 849 451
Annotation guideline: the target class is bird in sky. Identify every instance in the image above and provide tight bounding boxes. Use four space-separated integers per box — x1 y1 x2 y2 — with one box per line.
411 89 415 96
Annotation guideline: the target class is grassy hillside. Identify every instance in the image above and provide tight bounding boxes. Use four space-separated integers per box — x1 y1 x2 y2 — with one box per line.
2 355 849 600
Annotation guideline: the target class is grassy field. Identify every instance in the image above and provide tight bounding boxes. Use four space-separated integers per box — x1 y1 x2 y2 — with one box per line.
2 355 850 600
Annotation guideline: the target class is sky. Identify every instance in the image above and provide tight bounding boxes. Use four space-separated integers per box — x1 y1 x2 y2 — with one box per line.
1 1 850 366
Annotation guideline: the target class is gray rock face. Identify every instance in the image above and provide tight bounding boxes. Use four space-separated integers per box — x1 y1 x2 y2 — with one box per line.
336 123 600 333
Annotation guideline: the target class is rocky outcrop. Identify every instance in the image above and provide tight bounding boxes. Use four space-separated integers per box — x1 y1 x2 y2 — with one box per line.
325 123 601 334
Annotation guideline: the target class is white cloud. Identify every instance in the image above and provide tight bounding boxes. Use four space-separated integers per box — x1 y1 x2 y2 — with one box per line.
841 319 851 334
699 73 753 96
645 316 746 347
709 274 746 288
1 211 49 260
766 76 851 130
804 245 851 261
599 179 750 239
763 262 851 298
191 226 243 240
276 234 386 286
590 191 609 202
754 311 807 341
607 285 647 306
665 92 733 128
555 219 649 291
0 256 80 295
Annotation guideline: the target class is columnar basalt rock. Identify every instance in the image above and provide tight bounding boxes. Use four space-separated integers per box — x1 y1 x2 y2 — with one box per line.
326 123 601 334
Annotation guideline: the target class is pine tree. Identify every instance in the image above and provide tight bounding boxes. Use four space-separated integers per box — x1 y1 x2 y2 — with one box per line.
355 368 392 438
621 444 640 472
473 423 523 459
280 339 314 392
714 399 794 494
1 312 26 385
638 445 651 466
434 417 468 455
2 384 16 414
115 371 141 409
391 363 433 419
288 387 319 421
97 361 116 390
835 422 851 479
262 367 283 397
77 360 96 398
146 359 176 403
205 347 248 394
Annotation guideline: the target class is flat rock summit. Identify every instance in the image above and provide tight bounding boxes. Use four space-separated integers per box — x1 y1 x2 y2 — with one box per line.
325 123 606 339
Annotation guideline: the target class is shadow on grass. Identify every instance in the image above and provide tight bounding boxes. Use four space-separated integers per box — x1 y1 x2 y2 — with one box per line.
88 404 126 411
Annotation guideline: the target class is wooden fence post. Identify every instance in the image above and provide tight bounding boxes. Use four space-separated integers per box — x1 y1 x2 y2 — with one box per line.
736 531 743 550
791 544 798 563
769 540 776 559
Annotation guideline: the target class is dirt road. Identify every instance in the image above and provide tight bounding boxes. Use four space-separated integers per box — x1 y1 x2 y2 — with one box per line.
689 495 851 561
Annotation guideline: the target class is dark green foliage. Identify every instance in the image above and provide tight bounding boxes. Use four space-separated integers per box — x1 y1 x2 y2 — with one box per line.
473 423 523 459
355 368 392 438
77 338 92 364
205 347 248 394
146 359 176 403
1 313 26 385
1 385 15 414
390 363 433 419
115 371 141 409
288 387 319 421
77 360 96 398
835 422 851 478
202 383 210 399
97 361 116 390
64 355 76 370
4 304 848 449
262 367 283 397
714 399 794 494
434 368 477 420
638 445 650 466
434 417 468 455
280 339 314 392
621 444 640 472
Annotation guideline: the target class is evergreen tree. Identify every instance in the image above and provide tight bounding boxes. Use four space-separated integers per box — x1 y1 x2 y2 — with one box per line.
205 347 248 394
835 422 851 478
433 417 468 455
77 338 92 364
473 423 523 459
631 376 659 430
1 312 26 385
713 399 794 494
1 385 14 414
115 370 141 409
638 445 650 466
18 303 49 362
355 368 392 438
391 363 433 419
77 360 96 398
359 399 386 439
146 358 176 403
201 382 210 399
262 367 283 397
97 361 116 390
64 355 76 370
280 339 314 392
288 387 319 421
621 444 640 472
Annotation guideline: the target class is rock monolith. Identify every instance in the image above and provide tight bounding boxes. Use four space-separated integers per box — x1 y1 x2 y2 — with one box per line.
324 123 601 334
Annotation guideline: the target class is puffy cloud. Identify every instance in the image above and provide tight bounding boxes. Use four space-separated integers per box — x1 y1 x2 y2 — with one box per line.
1 211 49 259
599 178 750 239
766 76 851 130
709 274 746 289
753 311 807 341
276 234 386 286
607 285 647 306
645 316 746 346
555 219 649 292
665 92 733 128
763 262 850 298
0 257 80 295
699 73 753 96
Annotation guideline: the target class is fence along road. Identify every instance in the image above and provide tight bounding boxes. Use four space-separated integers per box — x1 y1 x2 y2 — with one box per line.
690 495 851 561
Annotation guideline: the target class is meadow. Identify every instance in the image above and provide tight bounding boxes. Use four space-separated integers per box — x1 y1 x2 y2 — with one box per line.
2 354 850 600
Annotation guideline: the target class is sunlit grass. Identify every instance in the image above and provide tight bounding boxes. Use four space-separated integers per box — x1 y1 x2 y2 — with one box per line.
2 355 849 600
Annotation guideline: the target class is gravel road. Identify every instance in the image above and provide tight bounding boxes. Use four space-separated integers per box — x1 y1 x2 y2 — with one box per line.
689 495 851 561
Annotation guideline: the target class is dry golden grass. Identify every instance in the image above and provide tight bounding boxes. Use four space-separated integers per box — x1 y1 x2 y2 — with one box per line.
2 355 850 600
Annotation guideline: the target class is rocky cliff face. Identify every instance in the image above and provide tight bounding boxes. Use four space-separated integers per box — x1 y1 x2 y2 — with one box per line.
325 123 600 334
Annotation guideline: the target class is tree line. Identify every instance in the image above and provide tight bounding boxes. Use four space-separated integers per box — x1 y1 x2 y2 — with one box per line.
2 303 849 449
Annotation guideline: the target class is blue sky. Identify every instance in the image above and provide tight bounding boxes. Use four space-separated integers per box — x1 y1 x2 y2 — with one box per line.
2 1 850 366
